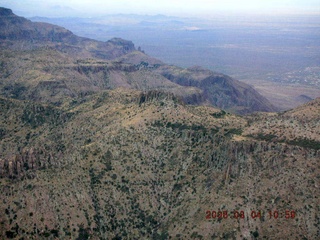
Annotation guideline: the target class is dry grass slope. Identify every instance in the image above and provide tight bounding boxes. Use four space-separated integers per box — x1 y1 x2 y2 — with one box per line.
0 7 319 239
0 90 319 239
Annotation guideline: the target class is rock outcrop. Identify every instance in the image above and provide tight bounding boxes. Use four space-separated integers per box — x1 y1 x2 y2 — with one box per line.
0 7 135 59
157 65 277 114
0 147 62 179
0 7 277 114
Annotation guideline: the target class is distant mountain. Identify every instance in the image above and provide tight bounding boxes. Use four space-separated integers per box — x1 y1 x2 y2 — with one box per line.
154 65 277 114
29 14 188 26
0 7 135 60
115 52 278 114
0 6 276 114
295 94 313 104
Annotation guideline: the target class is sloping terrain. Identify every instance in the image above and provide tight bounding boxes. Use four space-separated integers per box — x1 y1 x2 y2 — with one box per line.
154 65 277 114
0 48 202 106
0 7 276 114
0 7 319 240
0 8 135 60
244 98 320 149
0 91 319 239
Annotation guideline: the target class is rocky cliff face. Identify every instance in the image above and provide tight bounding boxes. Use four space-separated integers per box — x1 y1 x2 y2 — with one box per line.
0 7 276 114
157 65 277 114
0 7 135 59
0 49 202 106
0 147 59 179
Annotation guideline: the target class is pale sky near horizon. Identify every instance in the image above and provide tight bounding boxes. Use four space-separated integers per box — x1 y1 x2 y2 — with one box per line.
1 0 319 17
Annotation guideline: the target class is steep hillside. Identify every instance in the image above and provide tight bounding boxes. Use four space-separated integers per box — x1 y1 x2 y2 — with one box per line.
0 7 135 60
0 89 319 239
244 97 320 149
0 7 318 239
0 7 276 114
0 48 202 106
155 65 278 114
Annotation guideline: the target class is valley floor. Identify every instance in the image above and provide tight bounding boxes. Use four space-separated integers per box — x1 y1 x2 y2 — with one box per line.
241 79 320 111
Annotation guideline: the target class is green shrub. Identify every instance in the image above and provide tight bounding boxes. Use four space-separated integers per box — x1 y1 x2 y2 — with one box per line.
287 138 320 150
210 110 226 118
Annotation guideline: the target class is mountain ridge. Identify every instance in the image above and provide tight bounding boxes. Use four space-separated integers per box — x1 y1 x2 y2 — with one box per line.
0 7 277 114
0 7 135 60
0 88 319 239
0 7 319 239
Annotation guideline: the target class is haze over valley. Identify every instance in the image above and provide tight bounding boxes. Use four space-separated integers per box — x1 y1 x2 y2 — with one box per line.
28 13 320 110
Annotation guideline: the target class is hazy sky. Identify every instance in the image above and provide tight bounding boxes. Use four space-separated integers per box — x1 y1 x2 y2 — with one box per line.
1 0 319 17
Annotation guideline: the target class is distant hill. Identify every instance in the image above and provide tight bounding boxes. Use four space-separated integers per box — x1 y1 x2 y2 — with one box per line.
154 65 277 114
0 7 277 114
295 94 313 105
0 7 135 60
